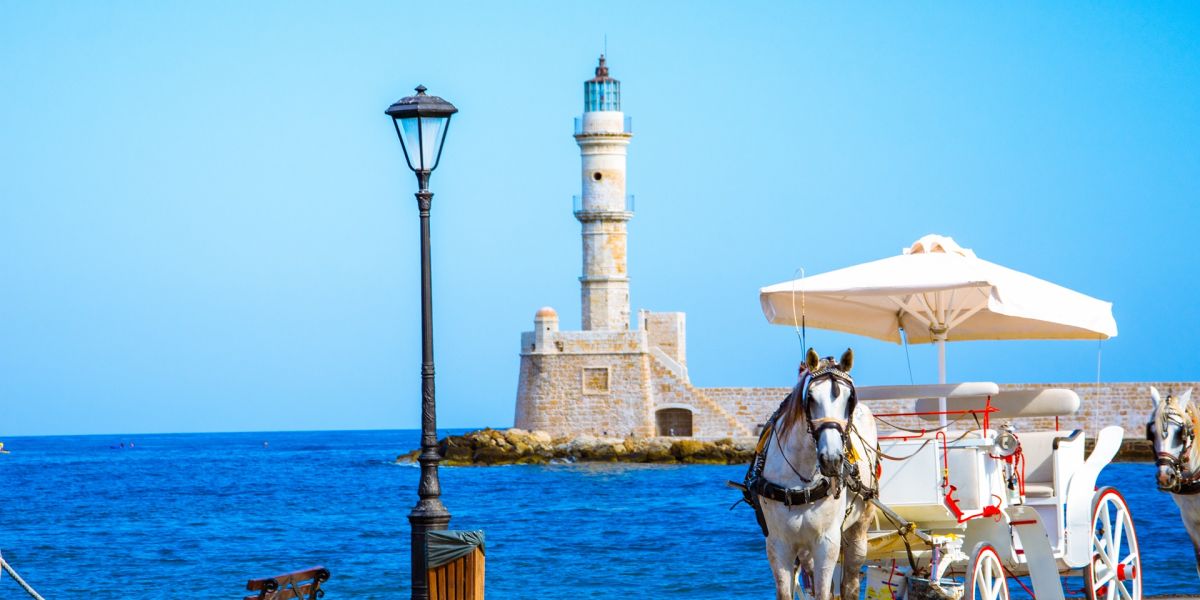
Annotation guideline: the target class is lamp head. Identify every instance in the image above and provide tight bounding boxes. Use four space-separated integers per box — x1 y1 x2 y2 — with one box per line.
386 85 458 174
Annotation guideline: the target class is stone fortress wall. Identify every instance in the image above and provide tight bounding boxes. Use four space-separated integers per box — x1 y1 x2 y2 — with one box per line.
701 382 1198 441
514 302 1195 441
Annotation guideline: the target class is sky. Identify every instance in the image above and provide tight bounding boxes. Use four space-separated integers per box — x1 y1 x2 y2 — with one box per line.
2 2 1198 436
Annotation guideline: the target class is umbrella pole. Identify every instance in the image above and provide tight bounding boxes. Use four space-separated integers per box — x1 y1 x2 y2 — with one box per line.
935 331 947 427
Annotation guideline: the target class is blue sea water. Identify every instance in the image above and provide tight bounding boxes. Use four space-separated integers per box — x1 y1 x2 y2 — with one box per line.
0 429 1194 599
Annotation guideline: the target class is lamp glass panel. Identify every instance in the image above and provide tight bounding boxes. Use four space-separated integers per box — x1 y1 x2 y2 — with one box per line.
398 117 424 170
399 115 449 171
418 116 448 171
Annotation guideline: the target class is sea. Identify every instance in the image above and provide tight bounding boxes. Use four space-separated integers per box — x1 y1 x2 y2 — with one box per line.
0 429 1194 599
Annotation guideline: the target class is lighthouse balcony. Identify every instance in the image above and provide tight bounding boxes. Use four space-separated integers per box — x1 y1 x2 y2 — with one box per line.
574 195 634 218
574 115 632 136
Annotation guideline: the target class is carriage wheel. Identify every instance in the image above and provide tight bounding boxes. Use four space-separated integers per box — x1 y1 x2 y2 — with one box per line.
966 543 1010 600
1084 487 1142 600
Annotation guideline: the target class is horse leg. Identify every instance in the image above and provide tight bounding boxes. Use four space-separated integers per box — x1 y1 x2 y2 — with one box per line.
1178 496 1200 580
840 499 874 600
767 536 800 600
811 533 840 600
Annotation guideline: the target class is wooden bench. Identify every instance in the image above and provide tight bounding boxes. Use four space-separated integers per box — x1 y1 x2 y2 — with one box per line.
244 566 330 600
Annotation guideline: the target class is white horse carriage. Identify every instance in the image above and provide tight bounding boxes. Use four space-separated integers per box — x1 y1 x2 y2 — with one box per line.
857 382 1139 600
749 235 1129 600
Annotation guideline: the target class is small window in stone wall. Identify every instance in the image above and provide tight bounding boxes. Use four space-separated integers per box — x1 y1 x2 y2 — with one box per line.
582 367 610 394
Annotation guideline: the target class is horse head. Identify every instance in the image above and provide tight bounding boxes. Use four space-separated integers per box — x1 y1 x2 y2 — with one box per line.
798 347 856 478
1149 385 1196 491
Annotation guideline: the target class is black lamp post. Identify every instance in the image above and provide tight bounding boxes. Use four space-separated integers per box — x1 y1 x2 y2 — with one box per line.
386 84 458 600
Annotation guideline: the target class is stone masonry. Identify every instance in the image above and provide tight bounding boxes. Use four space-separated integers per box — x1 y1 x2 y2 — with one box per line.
700 382 1199 441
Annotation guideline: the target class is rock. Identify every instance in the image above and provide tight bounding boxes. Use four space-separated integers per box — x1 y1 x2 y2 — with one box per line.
395 430 759 466
473 444 517 465
441 439 474 464
623 438 674 463
511 440 533 456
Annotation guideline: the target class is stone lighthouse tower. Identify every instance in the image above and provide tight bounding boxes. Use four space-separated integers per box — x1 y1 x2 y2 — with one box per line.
575 55 633 331
513 56 750 440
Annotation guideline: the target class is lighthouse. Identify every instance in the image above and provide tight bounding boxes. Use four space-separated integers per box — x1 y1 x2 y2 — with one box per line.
514 56 749 441
575 55 633 331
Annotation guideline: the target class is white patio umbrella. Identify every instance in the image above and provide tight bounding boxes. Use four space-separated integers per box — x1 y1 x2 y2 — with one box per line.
759 234 1117 421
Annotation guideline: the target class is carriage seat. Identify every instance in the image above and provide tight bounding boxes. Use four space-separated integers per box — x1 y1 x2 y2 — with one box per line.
1018 429 1084 500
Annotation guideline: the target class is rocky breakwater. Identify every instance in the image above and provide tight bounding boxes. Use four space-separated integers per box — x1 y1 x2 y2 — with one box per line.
396 428 756 466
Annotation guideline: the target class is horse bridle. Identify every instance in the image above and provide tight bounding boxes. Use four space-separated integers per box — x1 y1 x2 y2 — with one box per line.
1148 401 1197 492
801 365 857 442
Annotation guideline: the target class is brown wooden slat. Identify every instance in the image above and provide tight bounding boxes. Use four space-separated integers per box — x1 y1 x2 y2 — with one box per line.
474 549 486 599
456 557 464 600
427 549 485 600
434 564 448 597
463 553 471 600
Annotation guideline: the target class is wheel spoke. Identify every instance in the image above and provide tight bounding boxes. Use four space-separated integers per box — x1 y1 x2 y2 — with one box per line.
1112 505 1126 558
1100 501 1114 549
1093 569 1115 587
1097 542 1119 573
1116 580 1133 600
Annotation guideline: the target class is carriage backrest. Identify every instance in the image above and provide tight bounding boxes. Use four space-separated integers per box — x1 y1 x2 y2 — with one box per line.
1019 430 1076 483
912 388 1080 422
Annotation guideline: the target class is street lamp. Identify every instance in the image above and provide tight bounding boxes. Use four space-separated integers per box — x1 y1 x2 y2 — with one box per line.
386 84 458 600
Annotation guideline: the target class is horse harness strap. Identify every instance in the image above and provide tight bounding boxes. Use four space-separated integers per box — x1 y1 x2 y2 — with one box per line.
751 476 833 507
1169 459 1200 495
1177 477 1200 495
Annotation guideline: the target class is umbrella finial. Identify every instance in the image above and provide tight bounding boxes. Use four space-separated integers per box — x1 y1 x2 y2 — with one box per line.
904 234 976 258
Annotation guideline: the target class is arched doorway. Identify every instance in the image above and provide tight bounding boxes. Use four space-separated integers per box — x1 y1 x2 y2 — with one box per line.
656 408 693 437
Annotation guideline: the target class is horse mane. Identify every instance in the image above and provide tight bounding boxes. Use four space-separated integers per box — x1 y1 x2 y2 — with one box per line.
777 383 805 439
1188 403 1200 470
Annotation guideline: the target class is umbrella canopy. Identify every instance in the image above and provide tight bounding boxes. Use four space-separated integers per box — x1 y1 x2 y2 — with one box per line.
761 233 1115 419
760 234 1117 345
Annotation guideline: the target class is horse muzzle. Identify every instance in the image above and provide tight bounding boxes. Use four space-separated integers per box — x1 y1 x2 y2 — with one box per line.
817 452 841 478
816 426 845 477
1156 457 1180 491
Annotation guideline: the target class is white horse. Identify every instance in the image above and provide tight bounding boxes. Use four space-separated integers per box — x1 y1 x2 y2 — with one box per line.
1148 385 1200 577
757 348 878 600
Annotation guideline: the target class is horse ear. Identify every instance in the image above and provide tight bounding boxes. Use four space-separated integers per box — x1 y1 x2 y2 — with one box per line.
805 348 821 371
1151 386 1162 407
1181 388 1194 412
839 348 854 373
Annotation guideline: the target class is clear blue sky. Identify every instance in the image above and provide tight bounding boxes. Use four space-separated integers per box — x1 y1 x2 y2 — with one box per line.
2 2 1198 436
